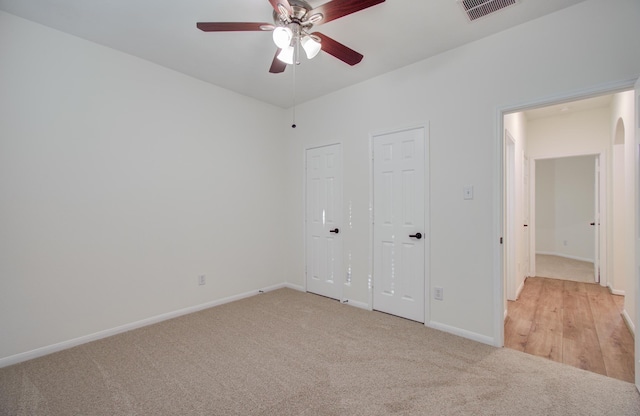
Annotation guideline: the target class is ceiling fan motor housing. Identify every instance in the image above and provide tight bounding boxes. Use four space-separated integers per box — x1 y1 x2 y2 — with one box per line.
273 0 319 28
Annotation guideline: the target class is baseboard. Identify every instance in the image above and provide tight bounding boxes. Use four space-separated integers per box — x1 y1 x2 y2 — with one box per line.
427 321 495 347
622 309 636 336
0 284 288 369
606 283 626 296
340 298 370 310
282 282 305 292
535 251 593 263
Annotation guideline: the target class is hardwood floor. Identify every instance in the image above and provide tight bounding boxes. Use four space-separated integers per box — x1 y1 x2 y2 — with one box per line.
505 277 635 383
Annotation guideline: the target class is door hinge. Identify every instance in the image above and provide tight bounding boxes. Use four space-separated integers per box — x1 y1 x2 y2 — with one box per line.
500 237 503 244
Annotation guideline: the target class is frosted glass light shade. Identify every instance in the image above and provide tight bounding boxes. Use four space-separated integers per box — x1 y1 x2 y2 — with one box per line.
301 35 321 59
277 46 294 64
272 27 292 49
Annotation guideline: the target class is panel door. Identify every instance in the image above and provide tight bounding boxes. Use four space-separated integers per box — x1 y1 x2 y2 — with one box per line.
305 144 343 300
373 127 426 322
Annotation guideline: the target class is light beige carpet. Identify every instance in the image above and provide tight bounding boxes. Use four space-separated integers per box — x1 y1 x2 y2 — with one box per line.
536 254 596 283
1 288 639 415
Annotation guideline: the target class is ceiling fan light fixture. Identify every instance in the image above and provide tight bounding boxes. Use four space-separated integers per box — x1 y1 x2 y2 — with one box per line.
301 35 321 59
272 26 292 49
277 45 295 64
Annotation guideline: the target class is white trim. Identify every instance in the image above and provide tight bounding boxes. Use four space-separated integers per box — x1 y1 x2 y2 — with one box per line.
427 321 496 347
368 132 375 311
0 285 288 369
622 309 636 336
535 251 595 263
530 152 607 286
635 77 640 390
284 282 305 292
529 158 537 278
501 79 637 115
515 277 526 300
529 150 608 161
302 147 308 293
607 284 625 296
493 101 505 346
504 130 516 301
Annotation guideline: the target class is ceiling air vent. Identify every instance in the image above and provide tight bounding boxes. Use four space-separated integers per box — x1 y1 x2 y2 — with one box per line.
458 0 518 22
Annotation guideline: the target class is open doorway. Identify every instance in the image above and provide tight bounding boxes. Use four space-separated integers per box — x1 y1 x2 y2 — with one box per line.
501 90 636 383
534 154 599 284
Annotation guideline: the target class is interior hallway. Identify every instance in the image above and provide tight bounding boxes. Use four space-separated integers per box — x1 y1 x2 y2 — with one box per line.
505 276 634 382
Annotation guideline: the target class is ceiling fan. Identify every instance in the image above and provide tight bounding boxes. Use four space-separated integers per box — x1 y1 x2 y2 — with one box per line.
197 0 386 73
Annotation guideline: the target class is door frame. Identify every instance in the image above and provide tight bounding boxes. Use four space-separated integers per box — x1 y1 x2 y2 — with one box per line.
634 77 640 389
493 78 637 348
504 130 517 306
304 142 344 300
368 123 430 324
528 152 606 286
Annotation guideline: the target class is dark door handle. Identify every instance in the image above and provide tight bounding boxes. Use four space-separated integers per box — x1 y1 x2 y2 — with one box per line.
409 232 422 240
590 222 595 226
329 228 339 234
524 224 528 227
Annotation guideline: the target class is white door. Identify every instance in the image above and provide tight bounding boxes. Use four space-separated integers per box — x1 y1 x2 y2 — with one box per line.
305 144 343 300
373 127 427 323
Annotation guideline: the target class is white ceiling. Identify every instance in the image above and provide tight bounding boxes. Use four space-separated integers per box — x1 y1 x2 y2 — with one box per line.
0 0 588 108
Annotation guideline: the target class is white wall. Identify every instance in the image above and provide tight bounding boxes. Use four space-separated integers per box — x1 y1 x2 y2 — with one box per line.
536 159 557 253
283 0 640 343
527 107 611 158
0 11 287 362
1 0 639 362
535 156 596 261
610 90 636 330
612 142 626 291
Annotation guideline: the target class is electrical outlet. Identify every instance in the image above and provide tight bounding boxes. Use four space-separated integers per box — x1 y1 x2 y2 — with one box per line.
463 185 474 200
434 287 443 301
198 275 206 286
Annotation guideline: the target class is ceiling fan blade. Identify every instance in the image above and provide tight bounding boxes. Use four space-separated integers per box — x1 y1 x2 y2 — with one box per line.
269 0 293 17
313 32 363 66
197 22 273 32
269 49 287 73
310 0 385 25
